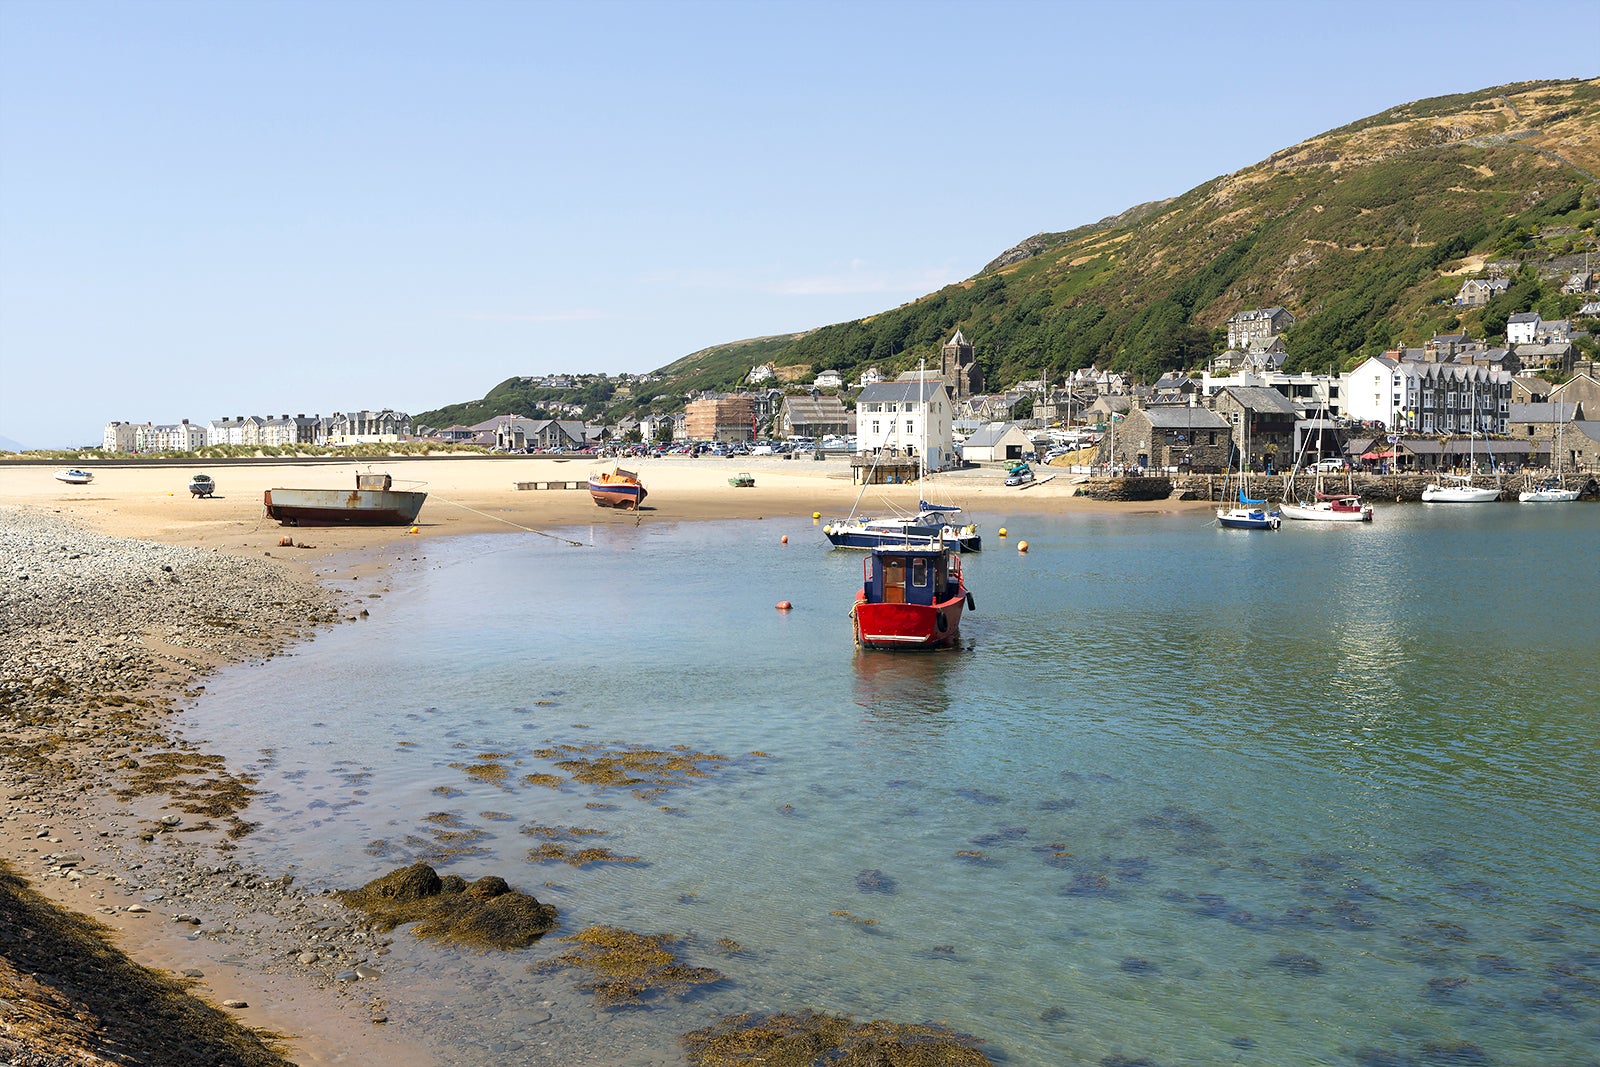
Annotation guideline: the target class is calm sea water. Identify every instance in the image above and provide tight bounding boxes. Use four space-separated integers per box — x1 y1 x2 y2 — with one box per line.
183 503 1600 1066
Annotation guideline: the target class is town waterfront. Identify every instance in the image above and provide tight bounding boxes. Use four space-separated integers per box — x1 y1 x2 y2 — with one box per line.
182 503 1600 1066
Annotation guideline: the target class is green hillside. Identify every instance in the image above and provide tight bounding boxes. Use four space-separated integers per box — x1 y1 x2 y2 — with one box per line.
419 77 1600 428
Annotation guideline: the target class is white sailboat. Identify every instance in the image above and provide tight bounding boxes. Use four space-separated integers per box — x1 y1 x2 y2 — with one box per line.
1217 417 1280 530
1519 403 1580 502
1422 386 1501 503
1279 397 1372 523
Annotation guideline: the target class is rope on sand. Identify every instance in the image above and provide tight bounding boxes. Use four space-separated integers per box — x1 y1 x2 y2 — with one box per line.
434 495 589 546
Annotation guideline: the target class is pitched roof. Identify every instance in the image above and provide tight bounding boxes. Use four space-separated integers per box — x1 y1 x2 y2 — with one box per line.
960 422 1030 448
782 395 848 421
1508 402 1579 423
1140 407 1231 430
1220 386 1299 415
859 381 945 404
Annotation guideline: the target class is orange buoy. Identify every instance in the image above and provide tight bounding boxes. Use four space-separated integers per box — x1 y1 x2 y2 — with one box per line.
776 601 793 611
409 526 420 534
781 535 788 544
1018 540 1029 553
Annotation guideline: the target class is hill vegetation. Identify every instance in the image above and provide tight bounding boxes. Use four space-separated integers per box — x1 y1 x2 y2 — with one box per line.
419 77 1600 428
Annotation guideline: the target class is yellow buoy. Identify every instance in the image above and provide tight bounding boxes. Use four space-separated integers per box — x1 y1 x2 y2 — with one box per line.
409 526 419 534
998 527 1008 537
812 512 821 520
1018 540 1029 553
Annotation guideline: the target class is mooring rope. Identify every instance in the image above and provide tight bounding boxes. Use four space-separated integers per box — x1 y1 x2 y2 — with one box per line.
435 495 588 546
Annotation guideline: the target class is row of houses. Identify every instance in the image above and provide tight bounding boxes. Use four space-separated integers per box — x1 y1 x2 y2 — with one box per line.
103 410 413 452
1455 270 1598 307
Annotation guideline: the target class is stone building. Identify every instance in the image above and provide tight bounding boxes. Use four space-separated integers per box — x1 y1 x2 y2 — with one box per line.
940 330 983 402
1210 386 1299 473
1109 404 1233 473
1226 307 1295 352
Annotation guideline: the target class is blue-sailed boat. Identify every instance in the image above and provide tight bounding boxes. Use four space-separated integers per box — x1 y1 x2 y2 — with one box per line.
1217 436 1279 530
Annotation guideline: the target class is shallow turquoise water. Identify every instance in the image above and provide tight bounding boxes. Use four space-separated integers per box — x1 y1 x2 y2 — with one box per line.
186 504 1600 1065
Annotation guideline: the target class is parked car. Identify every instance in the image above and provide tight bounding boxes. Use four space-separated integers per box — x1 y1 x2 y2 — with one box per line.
1313 458 1349 472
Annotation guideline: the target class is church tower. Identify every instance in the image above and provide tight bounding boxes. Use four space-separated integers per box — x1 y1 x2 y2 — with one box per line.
941 330 982 401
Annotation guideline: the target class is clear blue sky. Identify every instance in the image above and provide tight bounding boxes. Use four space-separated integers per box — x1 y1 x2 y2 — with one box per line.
1 0 1595 449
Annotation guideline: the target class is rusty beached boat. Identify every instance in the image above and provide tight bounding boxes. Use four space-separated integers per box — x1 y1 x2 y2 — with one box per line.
263 472 427 526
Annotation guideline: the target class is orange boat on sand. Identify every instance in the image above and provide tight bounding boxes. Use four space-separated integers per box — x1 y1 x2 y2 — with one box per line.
588 467 647 510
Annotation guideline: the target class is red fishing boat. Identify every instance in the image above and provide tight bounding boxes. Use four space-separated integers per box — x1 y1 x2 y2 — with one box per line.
851 540 973 651
588 467 647 510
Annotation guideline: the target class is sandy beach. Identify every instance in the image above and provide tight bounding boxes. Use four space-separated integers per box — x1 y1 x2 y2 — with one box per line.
0 454 1206 1065
1 451 1180 547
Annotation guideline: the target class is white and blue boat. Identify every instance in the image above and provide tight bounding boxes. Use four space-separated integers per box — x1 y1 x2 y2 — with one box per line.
823 500 982 552
1217 492 1282 530
1217 430 1279 530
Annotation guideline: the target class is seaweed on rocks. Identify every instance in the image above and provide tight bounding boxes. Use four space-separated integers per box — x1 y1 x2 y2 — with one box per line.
682 1009 991 1066
336 862 557 950
532 925 724 1006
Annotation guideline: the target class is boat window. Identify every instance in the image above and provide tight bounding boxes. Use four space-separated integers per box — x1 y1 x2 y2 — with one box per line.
912 558 928 586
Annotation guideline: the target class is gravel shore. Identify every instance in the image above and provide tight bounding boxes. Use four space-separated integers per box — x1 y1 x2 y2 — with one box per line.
1 504 430 1066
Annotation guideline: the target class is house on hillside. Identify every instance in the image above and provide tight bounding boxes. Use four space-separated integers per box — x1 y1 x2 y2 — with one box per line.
1514 341 1576 376
813 369 844 390
1456 277 1511 306
1226 307 1295 352
1507 312 1544 345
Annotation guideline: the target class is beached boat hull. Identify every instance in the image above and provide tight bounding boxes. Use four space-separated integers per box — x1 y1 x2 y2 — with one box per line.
263 488 426 525
54 469 93 485
589 469 647 510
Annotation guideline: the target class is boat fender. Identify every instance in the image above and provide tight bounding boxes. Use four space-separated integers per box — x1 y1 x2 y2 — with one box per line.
965 592 977 612
936 612 948 633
